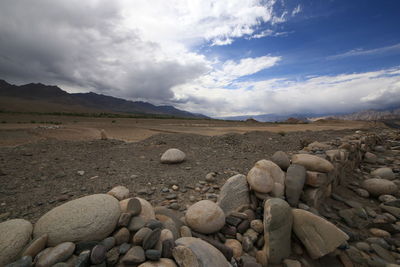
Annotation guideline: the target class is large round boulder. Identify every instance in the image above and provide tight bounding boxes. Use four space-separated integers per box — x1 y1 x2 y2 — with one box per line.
33 194 121 246
291 154 334 173
371 168 395 180
247 160 285 195
292 209 349 259
185 200 225 234
161 149 186 164
0 219 33 266
173 237 230 267
362 179 397 197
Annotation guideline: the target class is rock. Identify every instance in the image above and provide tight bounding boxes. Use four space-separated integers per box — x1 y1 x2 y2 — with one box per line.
100 129 107 140
146 219 164 230
371 243 396 263
90 244 107 265
285 164 306 207
118 212 132 227
36 242 75 267
122 246 146 265
291 154 334 173
185 200 225 234
361 179 397 197
0 219 33 266
225 239 243 260
355 188 370 198
271 151 290 171
380 204 400 218
113 227 130 245
162 239 175 259
137 198 156 223
128 216 146 232
33 194 120 246
173 237 230 267
75 250 90 267
292 209 349 259
283 259 301 267
237 219 250 234
145 249 162 261
101 237 115 251
247 160 285 196
5 256 32 267
119 243 131 254
305 171 329 187
138 258 178 267
119 197 142 216
369 228 391 238
262 198 293 264
180 226 192 237
205 172 217 183
133 227 152 246
75 241 98 255
378 195 397 203
160 149 186 164
107 186 130 200
250 220 263 234
22 234 48 258
217 174 250 215
106 247 119 266
371 168 395 180
143 229 161 250
364 152 377 163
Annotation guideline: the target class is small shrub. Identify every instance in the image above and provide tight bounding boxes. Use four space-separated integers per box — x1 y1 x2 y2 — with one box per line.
30 120 36 124
112 120 116 123
278 131 286 136
1 121 6 123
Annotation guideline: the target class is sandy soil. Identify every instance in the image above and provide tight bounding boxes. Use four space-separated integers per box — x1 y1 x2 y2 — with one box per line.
0 114 376 146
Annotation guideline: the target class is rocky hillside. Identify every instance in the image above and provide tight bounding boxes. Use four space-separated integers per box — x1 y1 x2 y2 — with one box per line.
0 79 207 119
334 108 400 121
1 128 400 266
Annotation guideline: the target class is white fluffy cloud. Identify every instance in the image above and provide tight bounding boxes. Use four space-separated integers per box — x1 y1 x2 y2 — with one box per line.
172 67 400 116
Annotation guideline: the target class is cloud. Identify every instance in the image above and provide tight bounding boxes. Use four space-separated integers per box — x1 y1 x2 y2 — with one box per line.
0 0 288 104
327 43 400 60
292 5 302 16
172 67 400 117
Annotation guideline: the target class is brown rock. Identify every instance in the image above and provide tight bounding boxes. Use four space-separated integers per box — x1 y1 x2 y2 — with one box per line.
22 234 48 258
185 200 225 234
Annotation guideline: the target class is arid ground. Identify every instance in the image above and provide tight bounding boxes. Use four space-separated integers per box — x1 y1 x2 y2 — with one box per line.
0 114 382 224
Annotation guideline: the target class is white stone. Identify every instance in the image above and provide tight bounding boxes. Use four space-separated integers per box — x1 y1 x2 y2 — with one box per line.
161 148 186 164
185 200 225 234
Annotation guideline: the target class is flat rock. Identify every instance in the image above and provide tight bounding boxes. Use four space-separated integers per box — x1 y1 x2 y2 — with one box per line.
217 174 250 215
36 242 75 267
305 171 329 187
107 185 130 200
185 200 225 234
247 160 285 196
33 194 120 246
292 209 349 259
285 164 306 207
271 151 290 171
371 168 395 180
361 179 397 197
291 154 334 173
0 219 33 266
173 237 230 267
262 198 293 264
119 197 142 215
161 149 186 164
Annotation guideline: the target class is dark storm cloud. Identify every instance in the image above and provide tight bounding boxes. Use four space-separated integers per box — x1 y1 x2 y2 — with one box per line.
0 0 208 102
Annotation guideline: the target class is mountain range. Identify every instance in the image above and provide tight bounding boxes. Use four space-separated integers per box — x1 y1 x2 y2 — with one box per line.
0 80 207 118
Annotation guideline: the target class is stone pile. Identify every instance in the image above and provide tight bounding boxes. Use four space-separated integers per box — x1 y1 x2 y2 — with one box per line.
1 129 400 267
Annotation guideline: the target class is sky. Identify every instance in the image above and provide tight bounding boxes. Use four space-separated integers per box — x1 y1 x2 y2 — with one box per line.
0 0 400 117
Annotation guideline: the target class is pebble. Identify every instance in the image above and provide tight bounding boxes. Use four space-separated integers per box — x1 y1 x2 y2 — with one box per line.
133 227 152 245
119 243 131 255
113 227 130 245
36 242 75 267
146 219 164 230
165 194 177 200
22 234 48 258
75 250 90 267
122 246 146 265
106 247 119 266
128 216 146 232
90 244 107 265
143 228 161 250
101 237 116 251
118 212 133 227
250 219 263 233
169 203 180 210
205 172 217 182
145 249 162 261
370 228 391 238
162 239 175 258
